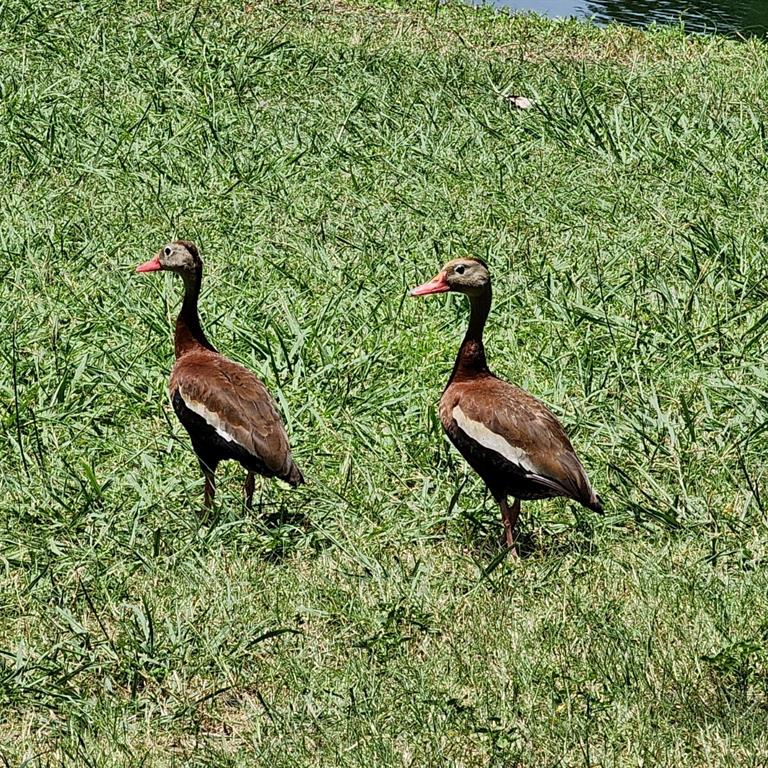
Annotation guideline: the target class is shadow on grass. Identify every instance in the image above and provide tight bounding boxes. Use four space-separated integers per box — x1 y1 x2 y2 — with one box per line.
460 503 602 567
196 494 328 563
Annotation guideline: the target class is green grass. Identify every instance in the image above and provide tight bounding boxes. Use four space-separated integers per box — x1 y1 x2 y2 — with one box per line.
1 0 768 764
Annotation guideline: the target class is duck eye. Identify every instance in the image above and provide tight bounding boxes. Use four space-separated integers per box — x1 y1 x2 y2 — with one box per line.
455 264 466 275
164 246 172 257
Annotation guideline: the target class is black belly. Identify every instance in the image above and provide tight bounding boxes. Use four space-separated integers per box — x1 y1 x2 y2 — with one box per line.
444 421 559 502
171 390 271 475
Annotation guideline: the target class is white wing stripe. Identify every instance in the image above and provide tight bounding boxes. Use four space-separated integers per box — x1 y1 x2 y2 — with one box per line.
178 387 245 448
452 405 539 474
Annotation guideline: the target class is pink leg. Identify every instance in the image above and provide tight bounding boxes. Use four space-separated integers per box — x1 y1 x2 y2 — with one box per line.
203 470 215 510
244 471 255 511
198 459 216 513
500 497 521 553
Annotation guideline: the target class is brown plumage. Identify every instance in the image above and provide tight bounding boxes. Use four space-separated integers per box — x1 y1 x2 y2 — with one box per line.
410 258 602 553
136 240 303 511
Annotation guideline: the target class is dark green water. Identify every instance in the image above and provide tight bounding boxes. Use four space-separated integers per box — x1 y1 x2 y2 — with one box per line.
492 0 768 35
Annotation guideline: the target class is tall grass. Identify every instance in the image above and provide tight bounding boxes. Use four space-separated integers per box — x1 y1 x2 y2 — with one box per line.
0 0 767 764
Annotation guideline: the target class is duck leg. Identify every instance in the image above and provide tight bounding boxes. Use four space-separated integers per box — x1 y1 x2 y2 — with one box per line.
198 458 217 511
244 471 256 511
500 496 521 552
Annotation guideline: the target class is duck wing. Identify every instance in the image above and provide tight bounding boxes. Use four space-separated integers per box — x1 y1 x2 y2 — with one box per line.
170 351 303 485
440 377 601 511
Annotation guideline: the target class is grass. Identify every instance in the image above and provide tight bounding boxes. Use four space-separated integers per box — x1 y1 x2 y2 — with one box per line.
1 0 768 764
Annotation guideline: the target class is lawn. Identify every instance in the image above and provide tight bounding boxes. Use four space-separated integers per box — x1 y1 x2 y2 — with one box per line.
1 0 768 764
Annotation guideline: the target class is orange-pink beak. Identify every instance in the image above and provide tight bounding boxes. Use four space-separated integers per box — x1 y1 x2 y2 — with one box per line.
135 255 162 273
409 271 450 296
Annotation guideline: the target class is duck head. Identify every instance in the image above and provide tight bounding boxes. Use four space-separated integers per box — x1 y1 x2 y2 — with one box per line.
409 258 490 298
136 240 202 277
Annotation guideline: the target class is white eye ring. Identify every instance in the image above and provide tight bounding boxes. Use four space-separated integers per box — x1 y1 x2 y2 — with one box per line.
164 246 172 257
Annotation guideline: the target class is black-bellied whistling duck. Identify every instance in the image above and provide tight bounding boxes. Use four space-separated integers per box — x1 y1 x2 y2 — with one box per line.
410 258 602 553
136 241 303 511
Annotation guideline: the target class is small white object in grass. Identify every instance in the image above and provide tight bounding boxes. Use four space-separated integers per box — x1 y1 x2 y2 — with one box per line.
504 95 534 110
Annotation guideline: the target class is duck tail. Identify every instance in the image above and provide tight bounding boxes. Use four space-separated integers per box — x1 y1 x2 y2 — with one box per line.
587 492 604 514
286 462 305 488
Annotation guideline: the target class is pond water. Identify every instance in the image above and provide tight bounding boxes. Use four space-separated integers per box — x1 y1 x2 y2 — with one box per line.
490 0 768 36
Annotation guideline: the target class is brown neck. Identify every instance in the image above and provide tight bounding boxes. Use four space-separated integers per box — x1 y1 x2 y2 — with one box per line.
449 287 492 382
175 268 216 358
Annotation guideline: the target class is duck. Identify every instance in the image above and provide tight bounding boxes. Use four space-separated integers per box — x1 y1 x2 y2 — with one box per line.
136 240 303 511
410 258 602 553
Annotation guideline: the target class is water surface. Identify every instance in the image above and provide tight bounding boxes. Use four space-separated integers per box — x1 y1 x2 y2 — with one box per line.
491 0 768 36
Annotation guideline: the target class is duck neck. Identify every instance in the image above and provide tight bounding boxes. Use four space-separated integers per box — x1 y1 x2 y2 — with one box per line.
175 269 216 358
449 287 491 383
